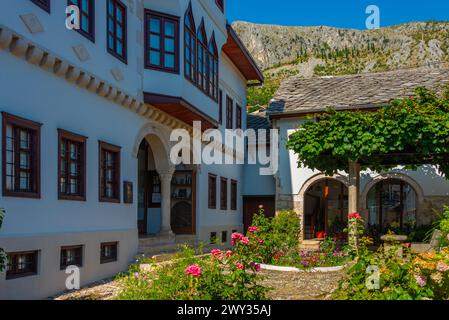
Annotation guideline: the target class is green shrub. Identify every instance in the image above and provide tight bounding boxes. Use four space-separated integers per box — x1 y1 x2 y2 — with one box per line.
116 241 268 300
0 208 6 272
251 208 301 264
334 207 449 300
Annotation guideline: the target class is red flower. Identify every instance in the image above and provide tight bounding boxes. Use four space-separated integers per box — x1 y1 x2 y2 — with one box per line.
225 250 233 258
258 238 265 245
348 212 362 220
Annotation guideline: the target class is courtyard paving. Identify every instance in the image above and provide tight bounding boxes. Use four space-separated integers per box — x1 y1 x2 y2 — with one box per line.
53 269 344 300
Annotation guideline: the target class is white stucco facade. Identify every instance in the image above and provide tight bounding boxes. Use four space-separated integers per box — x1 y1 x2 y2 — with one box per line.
0 0 257 299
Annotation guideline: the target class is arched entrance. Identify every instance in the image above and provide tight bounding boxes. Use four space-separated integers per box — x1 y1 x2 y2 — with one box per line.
304 178 349 240
365 178 418 232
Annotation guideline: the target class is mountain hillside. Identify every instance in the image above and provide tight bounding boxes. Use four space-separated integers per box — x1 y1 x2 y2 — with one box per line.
232 21 449 107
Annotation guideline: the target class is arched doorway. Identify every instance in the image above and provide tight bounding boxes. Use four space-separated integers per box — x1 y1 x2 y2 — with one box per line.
366 179 418 232
304 179 348 240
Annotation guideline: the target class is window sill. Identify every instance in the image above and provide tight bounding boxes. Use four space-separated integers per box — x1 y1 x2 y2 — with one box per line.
107 49 127 65
59 194 86 202
145 64 180 75
100 258 118 265
2 191 40 199
99 197 121 204
6 272 38 280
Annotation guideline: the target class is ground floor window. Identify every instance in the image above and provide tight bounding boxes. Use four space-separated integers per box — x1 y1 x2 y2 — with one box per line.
367 179 417 232
100 242 118 264
6 251 38 280
60 245 83 269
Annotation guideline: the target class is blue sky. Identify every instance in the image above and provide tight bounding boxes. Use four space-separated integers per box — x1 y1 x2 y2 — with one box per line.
227 0 449 29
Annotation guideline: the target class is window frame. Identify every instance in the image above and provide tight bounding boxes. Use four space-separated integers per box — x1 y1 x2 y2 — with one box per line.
2 112 42 199
208 173 217 209
68 0 95 42
231 179 237 211
100 242 118 264
220 177 228 210
106 0 127 64
196 21 208 93
236 104 242 129
207 34 219 101
145 10 180 74
98 141 121 203
60 245 83 270
31 0 50 13
215 0 224 12
184 4 197 83
58 129 87 202
226 95 233 129
6 251 39 280
218 90 223 125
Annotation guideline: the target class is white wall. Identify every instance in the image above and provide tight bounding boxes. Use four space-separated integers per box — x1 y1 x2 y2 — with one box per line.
0 49 146 236
0 0 143 98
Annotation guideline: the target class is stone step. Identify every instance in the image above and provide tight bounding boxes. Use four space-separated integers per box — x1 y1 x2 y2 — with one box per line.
299 240 322 250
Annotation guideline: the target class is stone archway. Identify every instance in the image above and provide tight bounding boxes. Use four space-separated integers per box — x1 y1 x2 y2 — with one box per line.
134 123 175 237
360 172 425 229
298 174 349 240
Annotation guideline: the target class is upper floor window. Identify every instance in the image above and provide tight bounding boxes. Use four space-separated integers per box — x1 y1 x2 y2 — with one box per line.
226 95 233 129
218 90 223 125
2 112 41 199
107 0 127 63
145 10 179 73
58 129 87 201
184 5 196 82
231 180 237 210
197 22 208 92
236 104 242 129
68 0 95 42
216 0 224 12
31 0 50 13
220 177 228 210
99 141 121 203
208 35 219 101
208 174 217 209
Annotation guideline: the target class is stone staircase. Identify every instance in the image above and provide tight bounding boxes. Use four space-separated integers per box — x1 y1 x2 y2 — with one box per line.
299 239 322 250
138 234 198 256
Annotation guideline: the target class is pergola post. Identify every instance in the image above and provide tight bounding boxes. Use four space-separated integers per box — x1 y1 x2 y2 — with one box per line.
348 161 361 247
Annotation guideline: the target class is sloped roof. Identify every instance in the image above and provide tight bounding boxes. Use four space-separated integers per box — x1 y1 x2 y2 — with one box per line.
247 110 271 131
268 67 449 118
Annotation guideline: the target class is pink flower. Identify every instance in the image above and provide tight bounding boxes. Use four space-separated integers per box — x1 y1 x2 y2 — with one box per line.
447 234 449 241
248 226 260 233
258 238 265 245
436 262 449 272
348 212 362 220
231 232 245 246
258 204 264 209
241 236 250 245
211 249 222 258
414 274 427 287
235 262 244 270
225 250 233 258
185 264 202 278
251 262 261 272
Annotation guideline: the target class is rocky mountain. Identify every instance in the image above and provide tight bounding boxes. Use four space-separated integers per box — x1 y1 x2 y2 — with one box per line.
232 21 449 106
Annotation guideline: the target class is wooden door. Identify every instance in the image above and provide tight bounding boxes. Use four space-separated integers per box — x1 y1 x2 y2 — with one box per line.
243 196 275 232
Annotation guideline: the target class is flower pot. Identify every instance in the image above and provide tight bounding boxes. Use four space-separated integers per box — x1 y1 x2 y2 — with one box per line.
316 231 326 239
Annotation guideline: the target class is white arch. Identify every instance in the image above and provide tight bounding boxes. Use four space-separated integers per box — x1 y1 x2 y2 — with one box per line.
133 122 174 174
298 173 350 200
360 172 425 209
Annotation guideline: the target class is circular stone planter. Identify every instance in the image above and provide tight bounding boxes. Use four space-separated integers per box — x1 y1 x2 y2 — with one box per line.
260 264 344 273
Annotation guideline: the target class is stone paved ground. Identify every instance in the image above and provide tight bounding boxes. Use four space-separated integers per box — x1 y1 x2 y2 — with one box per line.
53 270 344 300
260 270 344 300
